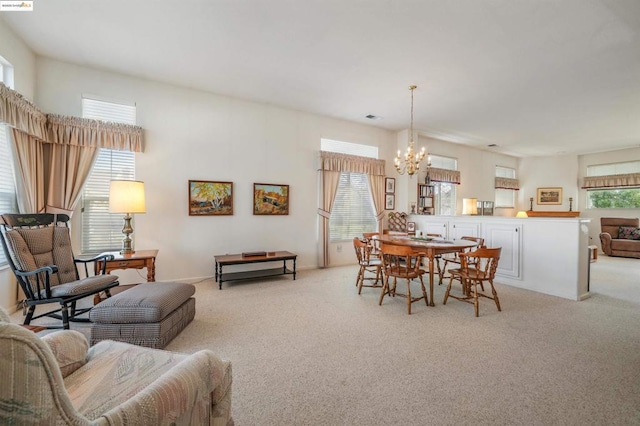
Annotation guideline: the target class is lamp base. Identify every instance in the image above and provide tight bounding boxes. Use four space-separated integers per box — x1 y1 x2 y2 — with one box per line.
121 213 135 254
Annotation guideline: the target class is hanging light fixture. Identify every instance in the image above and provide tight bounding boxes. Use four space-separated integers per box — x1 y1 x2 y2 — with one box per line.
394 85 428 177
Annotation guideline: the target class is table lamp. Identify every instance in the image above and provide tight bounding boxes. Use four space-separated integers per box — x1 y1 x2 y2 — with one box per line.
109 180 146 254
462 198 478 215
516 211 529 218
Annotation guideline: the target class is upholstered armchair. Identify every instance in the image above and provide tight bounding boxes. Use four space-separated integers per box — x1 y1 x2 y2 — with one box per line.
0 307 233 425
599 217 640 259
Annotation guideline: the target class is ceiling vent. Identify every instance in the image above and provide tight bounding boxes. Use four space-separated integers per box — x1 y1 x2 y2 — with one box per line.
488 144 498 147
365 114 383 120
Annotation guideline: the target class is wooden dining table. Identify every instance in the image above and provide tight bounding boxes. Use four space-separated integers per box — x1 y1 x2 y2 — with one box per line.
375 235 478 306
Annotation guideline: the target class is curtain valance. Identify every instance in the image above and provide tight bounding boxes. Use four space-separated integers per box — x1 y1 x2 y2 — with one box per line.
581 173 640 189
495 177 520 190
0 82 48 139
0 83 144 152
46 114 143 152
319 151 385 176
427 167 460 184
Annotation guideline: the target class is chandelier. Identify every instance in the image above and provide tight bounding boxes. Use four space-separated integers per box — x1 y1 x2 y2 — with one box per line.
394 85 427 177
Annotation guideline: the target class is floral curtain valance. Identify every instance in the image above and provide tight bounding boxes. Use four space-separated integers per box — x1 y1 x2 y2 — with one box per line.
319 151 385 176
495 177 520 190
47 114 143 152
0 82 48 140
581 173 640 189
427 167 460 184
0 83 144 152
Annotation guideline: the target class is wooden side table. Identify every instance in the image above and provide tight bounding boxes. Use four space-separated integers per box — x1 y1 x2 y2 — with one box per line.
95 249 159 282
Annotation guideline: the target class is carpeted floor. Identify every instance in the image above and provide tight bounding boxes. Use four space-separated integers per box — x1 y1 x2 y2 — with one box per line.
11 256 640 425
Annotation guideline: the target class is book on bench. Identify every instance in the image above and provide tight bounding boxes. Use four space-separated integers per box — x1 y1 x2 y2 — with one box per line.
242 251 267 257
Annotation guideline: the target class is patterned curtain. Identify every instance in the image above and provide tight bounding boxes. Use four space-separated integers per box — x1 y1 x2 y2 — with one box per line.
581 173 640 189
495 177 520 190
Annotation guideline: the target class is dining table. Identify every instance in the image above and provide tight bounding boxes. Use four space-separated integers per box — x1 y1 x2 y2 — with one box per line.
375 235 478 306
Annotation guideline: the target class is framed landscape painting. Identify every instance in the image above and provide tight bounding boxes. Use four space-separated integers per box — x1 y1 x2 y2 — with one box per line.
254 183 289 215
189 180 233 216
537 187 563 205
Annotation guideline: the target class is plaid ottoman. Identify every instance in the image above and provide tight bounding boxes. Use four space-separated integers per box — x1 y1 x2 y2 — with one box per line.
89 282 196 349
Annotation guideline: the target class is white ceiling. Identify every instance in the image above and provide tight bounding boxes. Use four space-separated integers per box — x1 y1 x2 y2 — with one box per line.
2 0 639 157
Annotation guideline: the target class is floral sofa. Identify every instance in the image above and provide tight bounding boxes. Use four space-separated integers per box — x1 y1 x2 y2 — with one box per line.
599 217 640 259
0 307 233 425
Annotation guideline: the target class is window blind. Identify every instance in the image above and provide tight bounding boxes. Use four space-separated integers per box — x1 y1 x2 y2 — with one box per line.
81 98 136 254
0 124 17 266
321 139 378 241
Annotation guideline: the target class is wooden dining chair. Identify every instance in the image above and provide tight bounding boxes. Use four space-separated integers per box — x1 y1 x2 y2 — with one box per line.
362 232 382 259
443 247 502 317
438 236 485 285
378 242 429 314
353 237 383 294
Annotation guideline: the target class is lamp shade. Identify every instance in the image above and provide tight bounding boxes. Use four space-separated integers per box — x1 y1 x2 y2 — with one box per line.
109 180 146 214
516 211 529 218
462 198 478 215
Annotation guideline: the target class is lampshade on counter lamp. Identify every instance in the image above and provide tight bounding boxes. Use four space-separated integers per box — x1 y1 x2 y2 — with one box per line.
516 211 529 218
462 198 478 215
109 180 146 254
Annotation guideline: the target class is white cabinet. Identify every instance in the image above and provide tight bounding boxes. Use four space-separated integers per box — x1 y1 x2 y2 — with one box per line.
483 222 522 279
450 221 481 239
418 220 449 238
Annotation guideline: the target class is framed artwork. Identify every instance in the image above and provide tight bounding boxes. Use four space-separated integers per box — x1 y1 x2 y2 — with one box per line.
254 183 289 215
407 221 416 232
189 180 233 216
385 177 396 194
385 194 395 210
537 187 563 205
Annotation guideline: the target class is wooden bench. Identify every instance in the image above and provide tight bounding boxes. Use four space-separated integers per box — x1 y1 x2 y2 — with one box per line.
214 251 297 289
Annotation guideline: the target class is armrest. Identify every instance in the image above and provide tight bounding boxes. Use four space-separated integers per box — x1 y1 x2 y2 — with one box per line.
41 330 89 378
16 265 58 298
75 253 115 275
99 350 231 425
599 232 612 255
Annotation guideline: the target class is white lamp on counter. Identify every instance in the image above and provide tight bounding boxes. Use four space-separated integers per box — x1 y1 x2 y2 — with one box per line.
462 198 478 215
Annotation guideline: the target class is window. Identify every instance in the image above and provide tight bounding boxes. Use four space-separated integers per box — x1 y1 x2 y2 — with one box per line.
0 124 18 266
429 155 457 216
321 139 378 241
586 161 640 209
0 57 16 266
495 166 516 208
81 98 136 253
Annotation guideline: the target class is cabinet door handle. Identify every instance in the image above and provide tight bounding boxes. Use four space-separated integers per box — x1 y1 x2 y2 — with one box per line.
515 228 519 232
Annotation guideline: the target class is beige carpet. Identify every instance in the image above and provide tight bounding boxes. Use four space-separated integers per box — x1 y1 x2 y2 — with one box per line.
11 257 640 425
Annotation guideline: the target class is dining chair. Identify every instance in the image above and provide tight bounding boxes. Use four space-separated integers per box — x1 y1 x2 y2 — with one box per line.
443 247 502 317
353 237 383 294
362 232 382 259
438 236 485 285
378 242 429 314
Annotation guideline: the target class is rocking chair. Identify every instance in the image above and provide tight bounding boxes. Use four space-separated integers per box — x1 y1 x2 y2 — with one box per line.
0 213 119 329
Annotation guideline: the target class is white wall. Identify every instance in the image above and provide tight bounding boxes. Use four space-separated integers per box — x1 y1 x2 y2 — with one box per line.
34 57 397 280
0 19 37 311
519 154 580 213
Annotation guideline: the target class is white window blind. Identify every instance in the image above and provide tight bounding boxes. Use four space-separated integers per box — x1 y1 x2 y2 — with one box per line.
321 139 378 241
0 124 18 266
495 166 516 208
587 161 640 176
81 98 136 254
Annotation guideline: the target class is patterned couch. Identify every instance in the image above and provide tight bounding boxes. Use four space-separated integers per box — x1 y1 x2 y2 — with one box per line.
0 307 233 425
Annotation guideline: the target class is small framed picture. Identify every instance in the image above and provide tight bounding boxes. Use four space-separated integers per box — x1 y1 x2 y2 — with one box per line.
407 222 416 232
385 177 396 194
385 194 395 210
537 187 563 205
